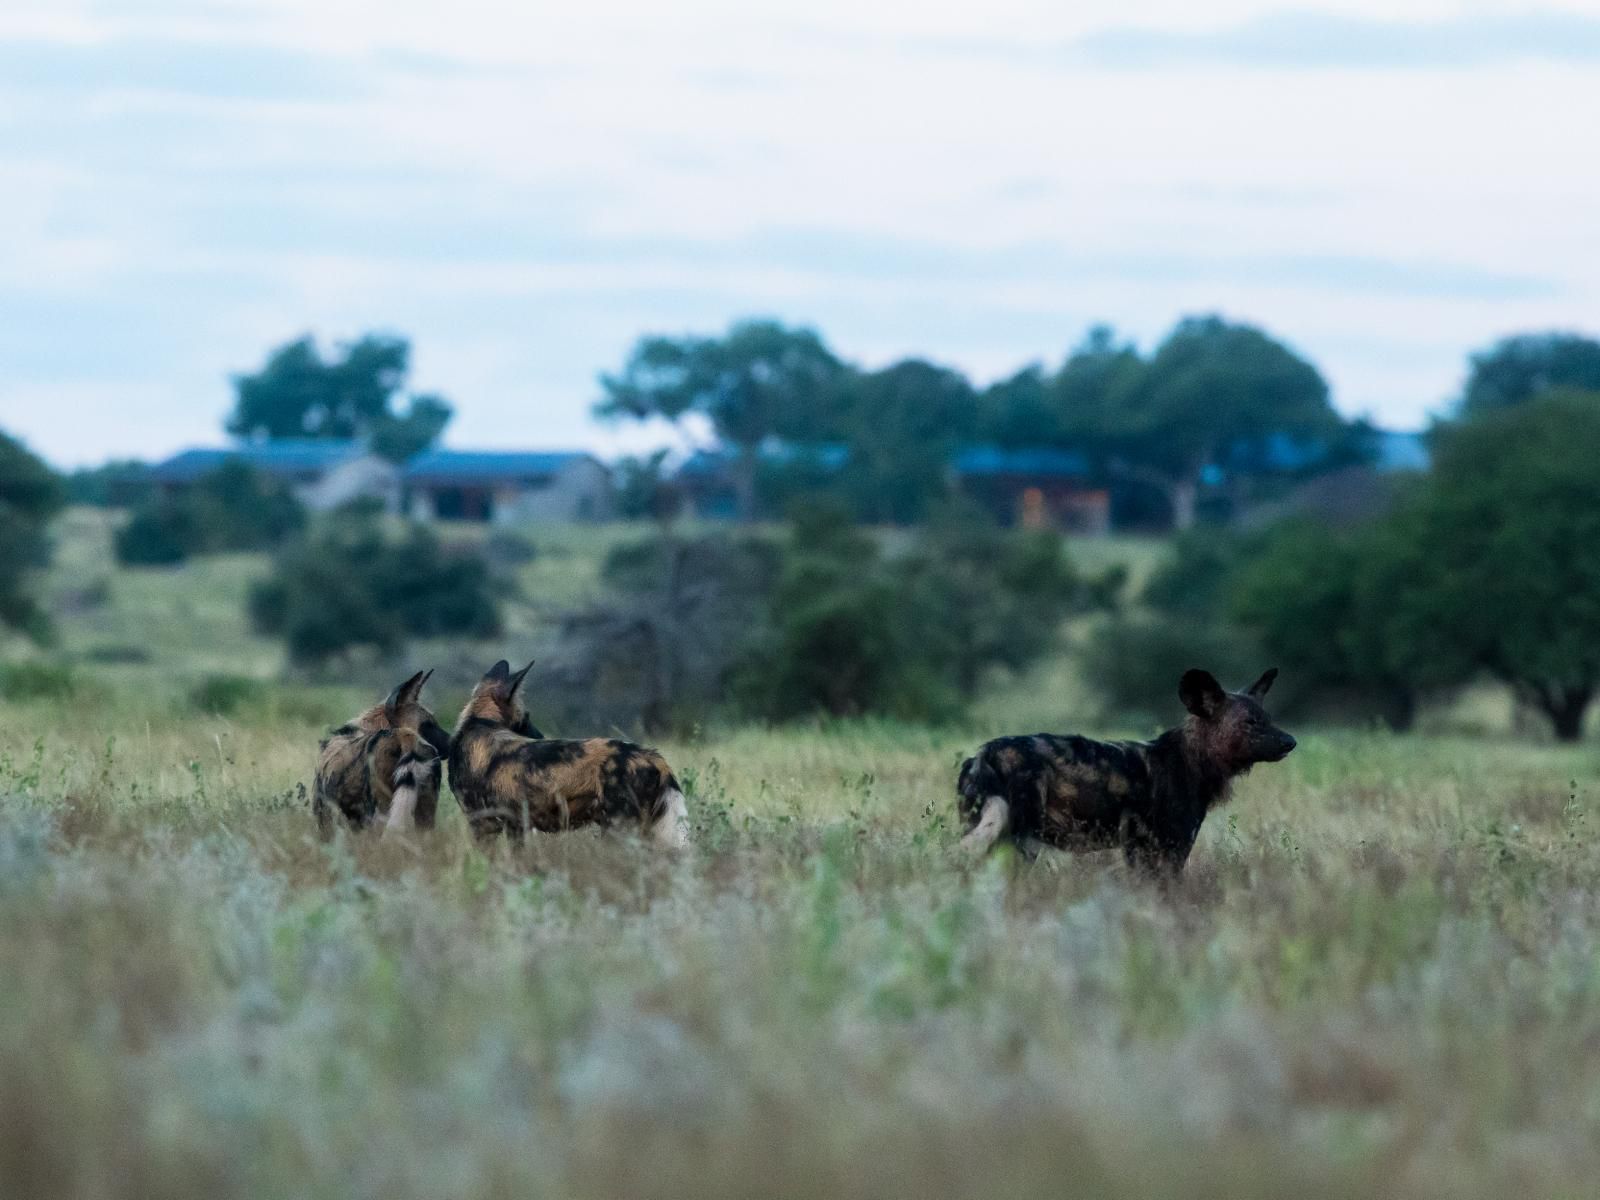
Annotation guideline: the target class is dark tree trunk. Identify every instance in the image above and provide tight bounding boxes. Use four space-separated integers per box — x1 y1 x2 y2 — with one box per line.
733 446 758 523
1540 686 1592 743
1379 688 1417 733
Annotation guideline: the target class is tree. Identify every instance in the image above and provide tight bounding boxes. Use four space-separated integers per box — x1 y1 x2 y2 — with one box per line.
250 515 500 667
1228 515 1462 731
227 333 453 459
1391 391 1600 740
1107 316 1341 530
837 359 978 524
114 461 305 566
597 319 848 521
1459 332 1600 417
0 430 65 641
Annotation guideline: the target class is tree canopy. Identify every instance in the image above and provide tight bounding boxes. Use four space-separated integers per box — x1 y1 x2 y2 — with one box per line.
1106 316 1341 529
1458 332 1600 417
597 319 849 520
227 333 453 461
0 430 65 641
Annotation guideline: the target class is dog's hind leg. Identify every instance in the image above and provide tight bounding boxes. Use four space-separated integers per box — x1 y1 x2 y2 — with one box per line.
960 796 1011 854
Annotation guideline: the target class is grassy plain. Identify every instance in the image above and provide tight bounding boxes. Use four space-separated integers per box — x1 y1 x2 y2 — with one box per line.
2 512 1598 1198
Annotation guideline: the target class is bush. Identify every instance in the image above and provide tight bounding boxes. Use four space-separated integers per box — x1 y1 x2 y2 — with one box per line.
114 501 200 566
738 501 1091 723
0 661 77 702
251 515 501 667
1078 614 1264 726
114 461 305 567
541 531 781 735
186 674 265 716
0 430 66 641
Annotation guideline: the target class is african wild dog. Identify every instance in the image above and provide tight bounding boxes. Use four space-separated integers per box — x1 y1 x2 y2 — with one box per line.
957 668 1296 874
314 669 451 839
449 659 690 847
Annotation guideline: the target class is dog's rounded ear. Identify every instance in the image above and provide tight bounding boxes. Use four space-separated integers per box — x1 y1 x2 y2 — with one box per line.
1179 668 1227 718
482 660 511 688
385 669 430 716
1245 667 1279 699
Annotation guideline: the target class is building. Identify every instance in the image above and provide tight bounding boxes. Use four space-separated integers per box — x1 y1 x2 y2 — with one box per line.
147 440 398 511
402 450 613 523
950 446 1111 535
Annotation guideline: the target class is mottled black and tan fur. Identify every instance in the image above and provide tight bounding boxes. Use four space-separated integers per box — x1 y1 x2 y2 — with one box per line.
449 659 689 847
957 668 1296 874
314 669 450 839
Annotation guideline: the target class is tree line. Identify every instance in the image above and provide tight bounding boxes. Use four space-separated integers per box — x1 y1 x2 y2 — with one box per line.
599 314 1361 528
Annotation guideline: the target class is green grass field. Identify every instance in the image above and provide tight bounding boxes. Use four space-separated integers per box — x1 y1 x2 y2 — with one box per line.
3 514 1599 1198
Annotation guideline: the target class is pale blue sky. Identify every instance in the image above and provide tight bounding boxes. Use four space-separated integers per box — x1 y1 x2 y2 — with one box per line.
2 0 1598 465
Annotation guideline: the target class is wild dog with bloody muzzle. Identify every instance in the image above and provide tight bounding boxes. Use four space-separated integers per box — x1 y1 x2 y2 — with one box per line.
449 659 690 847
314 669 450 839
957 668 1296 875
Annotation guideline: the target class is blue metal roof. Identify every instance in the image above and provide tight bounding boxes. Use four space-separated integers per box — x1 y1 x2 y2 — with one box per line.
951 445 1090 478
679 443 850 478
1373 429 1429 472
150 440 365 482
402 449 596 484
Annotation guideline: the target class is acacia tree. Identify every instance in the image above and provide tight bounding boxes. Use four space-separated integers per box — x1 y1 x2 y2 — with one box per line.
1459 332 1600 417
596 319 848 522
0 430 64 641
1397 391 1600 740
228 333 453 461
1228 512 1467 731
1106 316 1341 529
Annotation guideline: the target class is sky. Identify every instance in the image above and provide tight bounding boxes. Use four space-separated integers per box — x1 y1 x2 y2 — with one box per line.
2 0 1598 467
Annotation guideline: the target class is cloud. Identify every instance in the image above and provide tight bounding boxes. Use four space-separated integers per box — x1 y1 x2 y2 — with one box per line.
0 35 368 101
1075 10 1600 70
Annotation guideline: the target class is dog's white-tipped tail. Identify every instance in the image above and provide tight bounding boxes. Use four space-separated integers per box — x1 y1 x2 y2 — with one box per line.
383 761 424 840
651 787 691 850
960 796 1010 855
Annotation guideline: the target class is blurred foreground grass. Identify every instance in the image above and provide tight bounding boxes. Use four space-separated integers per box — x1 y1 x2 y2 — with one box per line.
3 676 1600 1198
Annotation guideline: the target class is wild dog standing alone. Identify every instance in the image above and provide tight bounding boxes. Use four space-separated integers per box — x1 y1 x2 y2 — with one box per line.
957 668 1296 874
449 659 690 847
314 670 450 839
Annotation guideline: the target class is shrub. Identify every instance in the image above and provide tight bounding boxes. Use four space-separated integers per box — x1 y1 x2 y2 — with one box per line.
0 661 77 702
186 674 265 716
1078 614 1264 726
114 462 306 567
250 514 501 667
0 430 65 641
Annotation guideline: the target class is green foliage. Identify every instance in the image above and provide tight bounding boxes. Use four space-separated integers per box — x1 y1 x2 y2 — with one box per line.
226 333 453 457
1386 392 1600 739
1227 517 1450 730
739 501 1090 722
65 459 151 507
368 393 453 463
0 661 76 702
114 461 305 566
1078 614 1264 725
0 430 66 641
612 449 684 522
1458 331 1600 416
834 360 977 524
250 515 500 666
186 673 264 716
598 319 849 520
1142 526 1265 617
896 501 1092 695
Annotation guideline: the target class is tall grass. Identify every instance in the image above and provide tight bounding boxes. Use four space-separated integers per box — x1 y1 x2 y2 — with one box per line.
4 513 1599 1197
3 675 1600 1198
